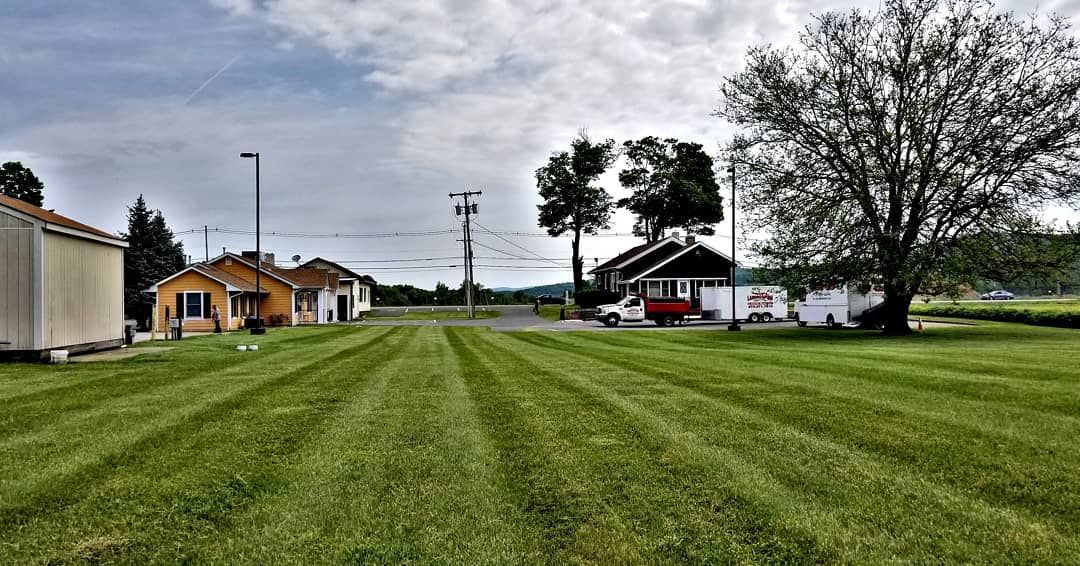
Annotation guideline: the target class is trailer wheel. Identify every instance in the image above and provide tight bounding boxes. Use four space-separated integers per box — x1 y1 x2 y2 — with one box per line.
748 313 761 323
797 321 808 327
762 312 774 323
604 315 620 327
662 315 676 327
826 314 837 328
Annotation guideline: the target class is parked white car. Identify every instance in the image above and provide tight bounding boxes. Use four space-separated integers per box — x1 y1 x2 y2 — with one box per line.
980 290 1015 300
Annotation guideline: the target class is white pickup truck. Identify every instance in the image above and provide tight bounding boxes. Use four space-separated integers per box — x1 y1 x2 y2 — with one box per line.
594 295 696 327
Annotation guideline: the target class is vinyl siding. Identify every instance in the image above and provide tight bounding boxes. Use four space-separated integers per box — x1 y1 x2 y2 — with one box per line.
0 211 34 350
210 258 296 325
155 272 229 332
304 259 371 317
41 231 124 349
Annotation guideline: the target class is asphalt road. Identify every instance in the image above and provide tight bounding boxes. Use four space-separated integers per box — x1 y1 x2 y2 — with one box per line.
365 305 799 332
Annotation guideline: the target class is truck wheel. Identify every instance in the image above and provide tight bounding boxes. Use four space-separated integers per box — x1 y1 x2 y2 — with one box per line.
762 313 774 323
662 315 675 327
604 315 620 327
748 313 761 323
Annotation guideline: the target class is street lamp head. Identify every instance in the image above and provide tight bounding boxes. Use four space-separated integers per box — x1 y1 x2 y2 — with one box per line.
240 152 258 158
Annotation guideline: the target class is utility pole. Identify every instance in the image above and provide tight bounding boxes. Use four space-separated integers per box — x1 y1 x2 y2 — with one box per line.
450 190 482 319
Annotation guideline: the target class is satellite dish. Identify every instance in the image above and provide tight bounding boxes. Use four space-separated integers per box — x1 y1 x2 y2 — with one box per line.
291 254 301 264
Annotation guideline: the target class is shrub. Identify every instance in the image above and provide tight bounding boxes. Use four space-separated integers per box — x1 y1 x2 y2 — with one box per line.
268 313 287 327
909 305 1080 329
573 289 622 308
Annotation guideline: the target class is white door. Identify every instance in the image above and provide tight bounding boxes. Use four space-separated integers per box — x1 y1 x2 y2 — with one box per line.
677 280 690 299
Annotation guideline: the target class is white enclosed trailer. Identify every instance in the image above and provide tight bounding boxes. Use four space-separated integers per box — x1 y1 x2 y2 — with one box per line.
795 285 884 328
700 286 788 323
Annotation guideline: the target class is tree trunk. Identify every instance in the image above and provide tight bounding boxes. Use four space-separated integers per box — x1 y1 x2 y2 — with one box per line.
571 231 584 293
881 283 914 336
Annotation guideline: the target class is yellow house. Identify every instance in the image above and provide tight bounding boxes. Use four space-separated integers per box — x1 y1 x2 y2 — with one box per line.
148 263 266 332
0 195 128 358
149 252 344 332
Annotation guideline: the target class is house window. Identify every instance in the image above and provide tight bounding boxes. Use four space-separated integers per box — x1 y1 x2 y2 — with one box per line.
185 292 204 318
225 257 233 265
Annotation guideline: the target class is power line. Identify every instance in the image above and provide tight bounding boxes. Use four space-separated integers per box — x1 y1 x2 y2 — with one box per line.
332 254 576 264
472 220 562 266
174 227 457 238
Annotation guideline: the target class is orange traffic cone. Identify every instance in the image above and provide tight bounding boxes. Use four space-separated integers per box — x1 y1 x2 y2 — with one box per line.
917 318 924 332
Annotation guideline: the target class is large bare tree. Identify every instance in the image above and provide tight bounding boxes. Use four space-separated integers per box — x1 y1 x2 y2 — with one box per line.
720 0 1080 334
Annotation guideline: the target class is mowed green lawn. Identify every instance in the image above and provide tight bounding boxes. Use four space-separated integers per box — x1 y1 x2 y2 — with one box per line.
1 324 1078 563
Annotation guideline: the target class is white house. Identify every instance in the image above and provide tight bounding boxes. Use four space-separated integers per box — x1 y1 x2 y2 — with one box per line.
301 257 375 320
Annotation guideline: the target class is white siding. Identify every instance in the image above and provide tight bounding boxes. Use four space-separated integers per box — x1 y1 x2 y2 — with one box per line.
41 231 124 349
356 283 371 313
0 211 34 350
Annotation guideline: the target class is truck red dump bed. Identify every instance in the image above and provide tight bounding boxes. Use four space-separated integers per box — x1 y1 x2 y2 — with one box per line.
641 296 697 315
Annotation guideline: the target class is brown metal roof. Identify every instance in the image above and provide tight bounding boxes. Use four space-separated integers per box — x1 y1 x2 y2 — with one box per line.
0 194 124 243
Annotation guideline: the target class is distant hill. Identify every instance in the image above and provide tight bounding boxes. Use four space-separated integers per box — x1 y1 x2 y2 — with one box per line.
493 282 575 297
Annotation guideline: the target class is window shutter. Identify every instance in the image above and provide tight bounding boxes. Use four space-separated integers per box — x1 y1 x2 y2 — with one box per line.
203 293 212 318
176 293 184 319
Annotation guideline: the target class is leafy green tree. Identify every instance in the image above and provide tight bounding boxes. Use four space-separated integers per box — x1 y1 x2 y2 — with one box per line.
0 162 45 206
122 195 186 328
618 137 724 242
720 0 1080 334
537 132 618 292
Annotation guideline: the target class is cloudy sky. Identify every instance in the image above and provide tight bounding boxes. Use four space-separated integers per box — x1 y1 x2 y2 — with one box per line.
3 0 1078 289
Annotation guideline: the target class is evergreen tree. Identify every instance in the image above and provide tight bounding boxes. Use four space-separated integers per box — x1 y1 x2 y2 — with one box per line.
123 195 186 328
0 162 45 206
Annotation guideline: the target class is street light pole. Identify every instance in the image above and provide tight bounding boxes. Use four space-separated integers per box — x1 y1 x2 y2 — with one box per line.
727 165 741 331
240 152 265 335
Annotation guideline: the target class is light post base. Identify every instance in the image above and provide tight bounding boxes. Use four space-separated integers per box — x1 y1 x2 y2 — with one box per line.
727 323 742 331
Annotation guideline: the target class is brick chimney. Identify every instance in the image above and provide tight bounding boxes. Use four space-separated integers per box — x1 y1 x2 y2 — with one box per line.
686 235 696 244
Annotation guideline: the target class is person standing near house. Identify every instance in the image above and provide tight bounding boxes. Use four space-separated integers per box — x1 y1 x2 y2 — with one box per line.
212 305 222 334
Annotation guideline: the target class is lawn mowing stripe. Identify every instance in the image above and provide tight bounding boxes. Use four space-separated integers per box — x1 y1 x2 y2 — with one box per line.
0 327 363 443
565 329 1080 420
523 331 1080 537
0 325 361 405
555 330 1080 437
194 326 544 564
503 331 1076 562
0 327 376 496
0 327 402 540
581 327 1080 389
1 326 414 564
451 328 833 564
